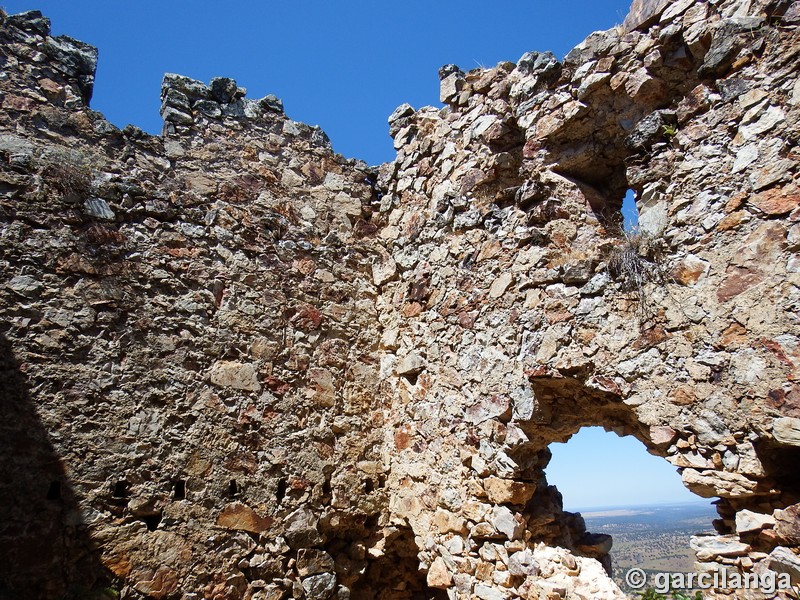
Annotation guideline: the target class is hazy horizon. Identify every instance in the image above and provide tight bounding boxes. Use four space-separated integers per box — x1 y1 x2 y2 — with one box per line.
547 427 704 511
569 498 715 513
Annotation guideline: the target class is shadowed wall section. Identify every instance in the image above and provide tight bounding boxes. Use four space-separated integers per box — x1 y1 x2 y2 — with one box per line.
0 331 112 598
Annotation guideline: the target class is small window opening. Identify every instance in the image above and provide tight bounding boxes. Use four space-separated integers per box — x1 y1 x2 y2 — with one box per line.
276 478 287 503
402 373 419 386
321 478 332 501
364 514 379 530
173 479 186 500
141 513 163 532
621 189 638 232
112 480 130 498
46 481 62 501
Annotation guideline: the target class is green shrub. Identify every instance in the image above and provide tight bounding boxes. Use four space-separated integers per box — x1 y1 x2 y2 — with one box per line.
661 124 678 138
639 588 703 600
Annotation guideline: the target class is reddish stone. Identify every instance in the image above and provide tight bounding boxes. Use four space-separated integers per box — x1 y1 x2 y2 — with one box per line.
394 428 413 451
458 311 477 329
102 551 132 578
677 84 712 121
650 425 677 446
403 212 424 240
402 302 423 317
237 404 261 425
774 504 800 544
300 159 331 184
673 258 707 285
292 257 316 275
671 385 697 406
224 452 258 475
289 477 312 492
725 192 747 213
38 77 64 101
766 385 800 416
354 219 378 238
587 376 622 396
525 366 560 379
164 246 201 258
635 325 668 348
458 169 489 194
719 322 748 348
216 502 273 534
133 566 179 599
717 211 745 232
465 395 512 424
523 138 542 158
717 267 764 302
263 375 290 396
408 273 431 302
3 95 35 111
750 186 800 216
761 339 796 369
56 253 99 275
291 304 324 330
623 0 670 31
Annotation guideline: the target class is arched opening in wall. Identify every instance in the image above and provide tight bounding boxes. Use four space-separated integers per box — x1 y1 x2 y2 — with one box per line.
546 426 717 593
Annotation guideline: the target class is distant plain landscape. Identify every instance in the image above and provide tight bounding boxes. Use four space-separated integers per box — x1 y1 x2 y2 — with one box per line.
577 501 719 595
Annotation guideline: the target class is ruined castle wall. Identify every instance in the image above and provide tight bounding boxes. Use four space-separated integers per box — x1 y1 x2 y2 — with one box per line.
0 0 799 599
0 10 399 599
376 0 800 596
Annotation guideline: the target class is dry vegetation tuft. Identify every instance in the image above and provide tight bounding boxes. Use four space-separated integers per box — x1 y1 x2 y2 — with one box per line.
39 147 96 201
606 228 671 321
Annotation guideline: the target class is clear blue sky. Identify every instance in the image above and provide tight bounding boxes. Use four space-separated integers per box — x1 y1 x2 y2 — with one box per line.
547 427 702 510
4 0 633 165
623 190 639 229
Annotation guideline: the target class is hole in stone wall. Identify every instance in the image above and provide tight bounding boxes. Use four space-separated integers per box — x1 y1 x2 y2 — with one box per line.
173 479 186 500
363 514 379 530
621 189 638 231
276 478 287 503
753 440 800 503
321 478 332 502
46 481 61 501
140 513 163 532
112 480 130 498
402 373 419 387
228 479 239 498
546 426 716 592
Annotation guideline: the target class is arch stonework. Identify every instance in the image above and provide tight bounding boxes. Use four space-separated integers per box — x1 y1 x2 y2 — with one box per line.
0 0 798 598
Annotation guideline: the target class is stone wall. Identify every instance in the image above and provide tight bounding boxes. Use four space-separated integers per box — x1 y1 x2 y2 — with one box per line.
0 1 799 599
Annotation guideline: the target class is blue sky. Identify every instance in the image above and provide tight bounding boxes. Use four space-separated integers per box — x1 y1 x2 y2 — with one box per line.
5 1 660 505
547 427 701 510
4 0 633 165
